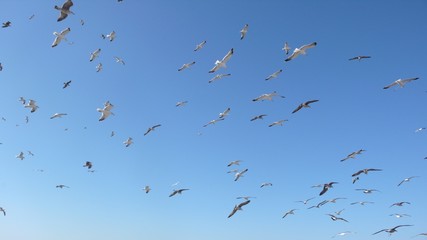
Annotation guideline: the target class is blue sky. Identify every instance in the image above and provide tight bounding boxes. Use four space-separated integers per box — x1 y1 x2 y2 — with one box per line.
0 0 426 239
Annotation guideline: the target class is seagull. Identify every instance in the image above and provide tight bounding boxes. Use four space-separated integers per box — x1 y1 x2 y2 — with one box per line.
178 61 195 71
83 161 92 169
110 131 115 137
349 55 371 61
307 200 328 209
355 188 380 194
194 40 206 51
268 119 288 127
352 177 360 184
228 200 250 218
372 225 413 235
114 56 125 65
415 127 426 133
252 91 285 102
292 100 319 114
282 209 297 218
54 0 74 22
0 207 6 216
234 168 248 181
97 101 114 121
296 197 315 205
327 214 349 222
319 182 338 196
175 101 188 107
327 197 347 203
63 80 72 89
285 42 317 62
398 176 419 186
389 213 411 218
265 70 283 81
350 201 374 206
24 99 39 113
208 73 231 83
260 182 273 188
27 151 34 156
351 168 382 177
2 21 11 28
208 48 233 73
29 14 35 20
50 113 67 119
240 24 249 40
383 77 419 89
390 201 411 207
334 209 345 215
101 31 116 42
236 196 256 200
219 107 231 119
18 97 26 105
56 185 70 189
16 152 25 160
227 169 239 174
96 63 103 72
282 42 290 54
143 186 151 194
52 28 71 48
123 137 133 147
90 48 101 62
227 160 242 167
340 149 366 162
169 188 189 197
203 118 224 127
332 231 354 238
144 124 161 136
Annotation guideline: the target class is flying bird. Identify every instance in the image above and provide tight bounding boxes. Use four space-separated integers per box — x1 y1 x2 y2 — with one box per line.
252 91 285 102
56 184 70 188
332 231 354 238
27 151 34 156
415 127 426 133
144 124 161 136
265 69 283 81
227 160 242 167
240 24 249 40
123 137 133 147
63 80 72 89
18 97 26 105
398 176 419 186
285 42 317 62
350 201 374 206
101 31 116 42
383 77 419 89
203 118 224 127
349 55 371 61
83 161 92 169
250 114 267 121
194 40 206 51
178 61 195 71
24 99 39 113
390 201 411 207
16 152 25 160
2 21 11 28
219 107 231 119
268 119 288 127
282 209 297 218
372 225 413 235
175 101 188 107
0 63 2 71
208 73 231 83
143 186 151 194
341 149 366 162
228 200 250 218
90 48 101 62
51 27 71 47
169 189 189 197
114 56 125 65
0 207 5 216
292 100 319 114
234 168 248 181
96 63 103 72
260 182 273 188
282 42 290 54
50 113 67 119
97 101 114 121
296 197 315 205
355 188 380 194
389 213 411 218
236 196 256 200
54 0 74 22
319 182 338 196
208 48 233 73
351 168 382 177
327 214 348 222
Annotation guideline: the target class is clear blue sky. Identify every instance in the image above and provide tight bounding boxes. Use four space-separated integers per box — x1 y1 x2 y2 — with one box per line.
1 1 426 239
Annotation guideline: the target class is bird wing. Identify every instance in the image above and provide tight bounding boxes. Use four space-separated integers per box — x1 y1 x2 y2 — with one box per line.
383 81 398 89
300 42 317 52
52 36 61 47
306 99 319 105
292 104 303 114
401 77 419 83
372 229 386 235
209 63 221 73
238 200 250 208
319 185 328 196
221 48 234 64
62 0 73 9
228 206 239 218
57 12 68 22
285 50 300 62
60 27 71 36
351 170 363 177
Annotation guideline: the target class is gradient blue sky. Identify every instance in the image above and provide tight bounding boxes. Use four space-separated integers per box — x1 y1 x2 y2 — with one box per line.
1 1 426 239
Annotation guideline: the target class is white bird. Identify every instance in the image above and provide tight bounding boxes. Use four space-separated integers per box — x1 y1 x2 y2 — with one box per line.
355 188 380 194
51 27 71 48
54 0 74 22
227 160 242 167
389 213 411 218
265 69 283 81
383 77 419 89
178 61 195 71
397 176 419 186
240 24 249 40
143 186 151 194
282 42 290 54
175 101 188 107
90 48 101 62
50 113 67 119
97 101 114 121
332 231 355 238
349 55 371 61
252 91 285 102
101 31 116 42
144 124 161 136
219 107 231 119
372 225 413 235
350 201 374 206
96 63 103 72
285 42 317 62
16 152 24 160
123 137 133 147
282 209 297 218
194 40 206 51
295 197 315 205
209 48 234 73
415 127 426 133
260 182 273 188
114 56 125 65
268 119 288 127
24 99 39 113
234 168 248 181
208 73 231 83
203 118 224 127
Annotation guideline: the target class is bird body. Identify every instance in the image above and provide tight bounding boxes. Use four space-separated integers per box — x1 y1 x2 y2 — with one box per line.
97 101 114 121
219 107 231 119
2 21 11 28
24 100 39 113
319 182 338 196
123 137 133 147
83 161 93 169
178 61 195 71
282 209 297 218
351 168 382 177
143 186 151 193
234 168 248 181
203 118 224 127
114 56 125 65
341 149 365 162
102 31 116 42
372 225 413 235
282 42 290 54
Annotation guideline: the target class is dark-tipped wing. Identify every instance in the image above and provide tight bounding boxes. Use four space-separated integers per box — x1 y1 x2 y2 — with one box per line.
221 48 234 64
351 170 364 177
292 104 303 114
319 185 328 196
300 42 317 51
